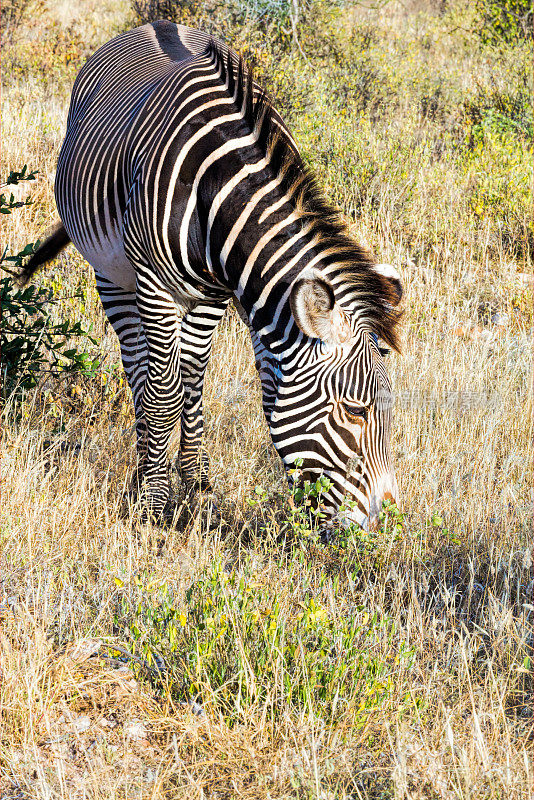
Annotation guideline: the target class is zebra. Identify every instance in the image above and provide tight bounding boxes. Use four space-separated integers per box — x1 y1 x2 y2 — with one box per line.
21 20 403 531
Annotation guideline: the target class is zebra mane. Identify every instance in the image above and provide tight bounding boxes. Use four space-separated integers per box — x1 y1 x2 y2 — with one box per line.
205 40 402 351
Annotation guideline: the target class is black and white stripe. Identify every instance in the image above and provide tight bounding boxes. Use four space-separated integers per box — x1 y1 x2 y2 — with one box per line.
32 21 403 527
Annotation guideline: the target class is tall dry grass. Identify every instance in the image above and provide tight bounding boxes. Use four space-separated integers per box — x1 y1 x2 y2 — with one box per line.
1 0 532 797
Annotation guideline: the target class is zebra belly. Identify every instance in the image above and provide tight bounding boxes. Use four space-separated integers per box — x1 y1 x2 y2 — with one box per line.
71 223 136 292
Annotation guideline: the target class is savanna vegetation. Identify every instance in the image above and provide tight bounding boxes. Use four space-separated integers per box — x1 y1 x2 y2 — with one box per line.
1 0 532 797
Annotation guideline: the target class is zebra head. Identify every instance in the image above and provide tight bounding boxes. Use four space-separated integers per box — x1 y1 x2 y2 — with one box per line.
259 262 403 532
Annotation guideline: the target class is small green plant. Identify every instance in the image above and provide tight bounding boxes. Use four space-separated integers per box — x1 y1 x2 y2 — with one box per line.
114 563 414 723
1 167 100 401
429 510 461 545
378 497 405 535
246 484 268 507
324 498 405 558
246 460 333 537
285 457 333 537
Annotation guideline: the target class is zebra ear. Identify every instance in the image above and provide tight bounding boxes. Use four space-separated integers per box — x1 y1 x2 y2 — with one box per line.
290 270 352 345
372 263 403 305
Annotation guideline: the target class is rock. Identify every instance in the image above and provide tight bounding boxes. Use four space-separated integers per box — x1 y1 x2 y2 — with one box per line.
110 667 139 696
179 699 206 717
113 666 139 688
114 665 134 678
123 720 148 741
188 700 206 717
64 638 101 665
70 715 91 733
491 312 509 327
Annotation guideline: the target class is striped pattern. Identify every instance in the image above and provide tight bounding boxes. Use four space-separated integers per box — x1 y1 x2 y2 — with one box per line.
52 20 402 527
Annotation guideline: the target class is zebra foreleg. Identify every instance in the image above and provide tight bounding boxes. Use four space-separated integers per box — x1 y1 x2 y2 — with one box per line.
95 274 149 488
178 300 230 492
135 270 185 518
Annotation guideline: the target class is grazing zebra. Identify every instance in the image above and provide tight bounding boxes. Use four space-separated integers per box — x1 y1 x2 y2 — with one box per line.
22 21 403 530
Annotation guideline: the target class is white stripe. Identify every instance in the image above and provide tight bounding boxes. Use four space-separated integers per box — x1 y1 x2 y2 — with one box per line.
178 131 259 275
235 211 299 300
220 175 285 273
205 156 268 269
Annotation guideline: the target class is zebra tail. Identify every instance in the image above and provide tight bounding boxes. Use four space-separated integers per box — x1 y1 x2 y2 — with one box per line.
18 221 71 285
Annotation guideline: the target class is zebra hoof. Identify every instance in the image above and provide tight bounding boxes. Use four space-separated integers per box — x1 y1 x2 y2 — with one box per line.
127 477 171 525
319 526 335 546
173 455 213 494
159 498 188 529
138 498 170 526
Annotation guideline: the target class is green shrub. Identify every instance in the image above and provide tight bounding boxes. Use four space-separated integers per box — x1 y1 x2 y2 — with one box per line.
3 20 86 82
461 112 533 258
1 167 100 402
1 277 100 401
475 0 533 45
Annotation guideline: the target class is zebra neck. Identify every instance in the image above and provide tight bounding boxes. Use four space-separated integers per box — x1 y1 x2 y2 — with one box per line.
236 287 305 358
198 154 322 352
209 217 316 354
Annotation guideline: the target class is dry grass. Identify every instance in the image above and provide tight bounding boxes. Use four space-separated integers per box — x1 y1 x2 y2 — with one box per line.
1 1 532 798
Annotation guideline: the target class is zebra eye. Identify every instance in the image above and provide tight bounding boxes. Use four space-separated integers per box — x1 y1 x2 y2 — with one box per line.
342 403 368 421
379 347 390 357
